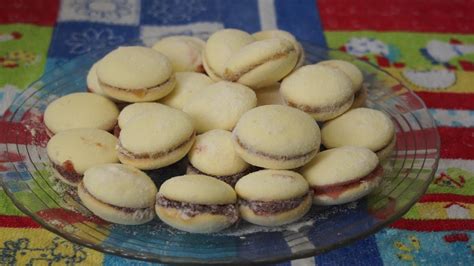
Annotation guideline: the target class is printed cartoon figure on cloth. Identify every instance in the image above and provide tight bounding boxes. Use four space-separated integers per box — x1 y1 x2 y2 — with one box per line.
0 237 86 265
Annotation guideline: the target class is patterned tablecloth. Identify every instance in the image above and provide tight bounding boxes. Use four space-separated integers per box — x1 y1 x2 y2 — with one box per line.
0 0 472 265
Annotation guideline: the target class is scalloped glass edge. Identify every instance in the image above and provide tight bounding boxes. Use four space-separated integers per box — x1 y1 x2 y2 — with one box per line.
0 39 440 264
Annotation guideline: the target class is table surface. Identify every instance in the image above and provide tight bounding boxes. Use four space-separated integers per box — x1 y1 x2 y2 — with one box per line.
0 0 473 265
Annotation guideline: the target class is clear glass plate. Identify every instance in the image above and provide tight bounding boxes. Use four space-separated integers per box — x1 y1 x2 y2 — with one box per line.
0 41 440 264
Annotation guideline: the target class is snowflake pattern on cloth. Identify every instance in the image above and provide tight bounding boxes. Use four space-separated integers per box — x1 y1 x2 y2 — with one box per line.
64 28 125 54
144 0 207 23
140 22 223 46
59 0 140 25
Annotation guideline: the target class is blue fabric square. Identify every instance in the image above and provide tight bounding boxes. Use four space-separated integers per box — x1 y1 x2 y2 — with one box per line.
316 235 383 266
275 0 326 47
47 22 139 59
140 0 220 25
215 0 261 33
140 0 261 33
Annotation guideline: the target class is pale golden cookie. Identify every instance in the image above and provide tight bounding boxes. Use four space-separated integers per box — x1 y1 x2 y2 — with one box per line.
97 46 176 102
280 64 354 121
232 105 320 169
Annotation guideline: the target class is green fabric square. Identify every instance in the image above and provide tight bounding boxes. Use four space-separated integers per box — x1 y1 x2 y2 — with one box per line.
0 24 53 89
325 31 474 69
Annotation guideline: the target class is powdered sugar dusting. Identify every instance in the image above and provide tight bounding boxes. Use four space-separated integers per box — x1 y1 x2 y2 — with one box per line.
217 201 359 236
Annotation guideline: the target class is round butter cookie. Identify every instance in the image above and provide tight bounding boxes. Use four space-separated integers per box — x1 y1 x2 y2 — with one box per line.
97 46 175 102
235 170 311 226
203 29 298 89
156 174 238 233
78 163 157 225
44 92 119 136
321 108 396 161
232 105 320 169
280 64 354 121
47 128 119 186
117 105 195 170
300 146 383 205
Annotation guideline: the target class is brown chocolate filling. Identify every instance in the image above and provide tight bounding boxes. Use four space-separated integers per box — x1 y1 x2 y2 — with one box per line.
223 47 296 81
234 136 317 161
99 76 173 98
239 192 311 216
312 165 383 199
52 160 83 184
155 194 239 223
187 164 256 187
81 183 153 214
285 93 354 114
117 131 195 160
113 124 121 138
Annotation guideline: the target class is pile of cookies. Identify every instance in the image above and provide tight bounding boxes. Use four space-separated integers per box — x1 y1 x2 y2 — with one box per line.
44 29 395 233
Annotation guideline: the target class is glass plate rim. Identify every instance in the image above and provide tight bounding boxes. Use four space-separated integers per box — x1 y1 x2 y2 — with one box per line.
0 41 441 264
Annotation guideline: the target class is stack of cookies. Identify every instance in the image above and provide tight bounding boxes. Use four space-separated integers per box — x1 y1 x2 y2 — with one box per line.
44 28 395 233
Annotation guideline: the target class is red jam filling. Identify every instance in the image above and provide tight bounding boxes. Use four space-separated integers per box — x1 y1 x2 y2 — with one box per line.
312 165 383 199
52 160 83 184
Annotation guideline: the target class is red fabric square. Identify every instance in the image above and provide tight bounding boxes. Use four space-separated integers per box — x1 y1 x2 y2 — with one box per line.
0 0 59 26
317 0 474 33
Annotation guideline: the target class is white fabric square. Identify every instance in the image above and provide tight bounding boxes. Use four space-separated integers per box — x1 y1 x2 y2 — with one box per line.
59 0 140 26
140 22 223 47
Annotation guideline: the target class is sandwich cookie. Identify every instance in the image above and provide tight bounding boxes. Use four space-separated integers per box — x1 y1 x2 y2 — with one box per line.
78 163 157 225
280 64 354 121
235 170 312 226
300 146 383 205
232 105 320 169
44 92 119 136
160 72 214 110
203 29 298 89
253 29 305 71
117 105 195 170
183 81 256 133
46 128 119 186
202 29 254 81
97 46 176 102
187 129 252 186
317 60 366 109
155 174 238 233
152 36 206 73
115 102 170 136
321 108 396 161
